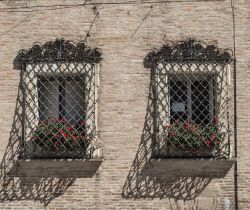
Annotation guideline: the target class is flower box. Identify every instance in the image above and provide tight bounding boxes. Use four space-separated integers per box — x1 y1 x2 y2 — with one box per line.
157 118 226 158
24 118 94 159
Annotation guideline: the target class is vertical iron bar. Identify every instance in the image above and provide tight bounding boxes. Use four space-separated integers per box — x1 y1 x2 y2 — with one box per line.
94 64 96 137
152 62 159 157
21 63 26 159
187 79 192 121
59 77 66 119
225 63 231 158
92 63 97 158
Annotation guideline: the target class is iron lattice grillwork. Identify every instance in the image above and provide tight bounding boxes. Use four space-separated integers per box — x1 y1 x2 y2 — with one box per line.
15 39 101 159
147 39 233 159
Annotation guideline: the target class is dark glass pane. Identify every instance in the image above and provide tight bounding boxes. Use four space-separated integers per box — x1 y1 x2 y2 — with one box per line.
37 77 59 120
170 79 187 122
63 78 85 125
191 80 210 124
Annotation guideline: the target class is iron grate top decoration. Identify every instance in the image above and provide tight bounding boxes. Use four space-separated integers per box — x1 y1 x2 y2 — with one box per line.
15 39 101 159
149 39 233 159
144 38 233 68
14 38 102 70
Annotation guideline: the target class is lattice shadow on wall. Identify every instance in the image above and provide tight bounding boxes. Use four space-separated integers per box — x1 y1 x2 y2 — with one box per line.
0 38 102 205
121 71 212 201
122 39 234 204
0 78 75 206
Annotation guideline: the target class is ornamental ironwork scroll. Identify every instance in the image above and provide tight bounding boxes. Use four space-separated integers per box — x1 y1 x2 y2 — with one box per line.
14 39 101 159
147 38 233 159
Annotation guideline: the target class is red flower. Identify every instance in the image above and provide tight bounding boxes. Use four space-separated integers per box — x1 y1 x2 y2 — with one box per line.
66 127 73 132
210 134 216 141
55 141 61 146
206 139 213 148
169 131 176 137
63 133 69 138
184 122 191 129
59 130 64 135
213 117 219 124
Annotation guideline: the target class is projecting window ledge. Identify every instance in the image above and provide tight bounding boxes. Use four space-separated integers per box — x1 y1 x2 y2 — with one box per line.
141 157 236 178
8 153 104 178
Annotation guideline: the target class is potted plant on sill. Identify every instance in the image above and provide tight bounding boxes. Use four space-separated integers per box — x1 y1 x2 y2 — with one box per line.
162 117 226 158
26 118 93 159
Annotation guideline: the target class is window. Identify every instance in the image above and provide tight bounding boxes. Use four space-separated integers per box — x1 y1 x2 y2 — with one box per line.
37 75 85 124
148 39 233 159
15 39 102 159
169 75 215 125
23 63 97 159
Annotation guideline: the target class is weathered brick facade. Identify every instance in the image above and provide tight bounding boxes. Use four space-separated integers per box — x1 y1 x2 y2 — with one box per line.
0 0 249 209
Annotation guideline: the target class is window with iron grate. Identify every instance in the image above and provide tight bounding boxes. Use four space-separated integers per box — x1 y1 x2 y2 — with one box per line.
154 62 231 159
14 39 102 160
23 63 97 159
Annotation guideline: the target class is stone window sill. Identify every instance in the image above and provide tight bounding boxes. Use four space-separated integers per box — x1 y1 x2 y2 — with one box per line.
142 158 236 178
8 158 103 178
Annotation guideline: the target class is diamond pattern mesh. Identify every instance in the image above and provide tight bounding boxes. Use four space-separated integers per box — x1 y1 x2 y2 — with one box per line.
22 62 97 159
153 62 231 158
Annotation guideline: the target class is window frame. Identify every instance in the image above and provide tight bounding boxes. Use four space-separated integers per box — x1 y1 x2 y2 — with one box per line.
37 75 86 122
168 74 216 124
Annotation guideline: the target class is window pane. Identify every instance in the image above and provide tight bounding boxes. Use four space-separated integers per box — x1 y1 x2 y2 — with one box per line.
38 78 59 120
170 79 188 122
64 78 85 124
191 80 210 124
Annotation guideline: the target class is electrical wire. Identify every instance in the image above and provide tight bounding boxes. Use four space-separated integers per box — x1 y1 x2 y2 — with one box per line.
0 12 31 36
0 0 226 13
131 6 153 39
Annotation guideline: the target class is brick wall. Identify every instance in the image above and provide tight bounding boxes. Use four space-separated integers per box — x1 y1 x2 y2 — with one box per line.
0 0 249 209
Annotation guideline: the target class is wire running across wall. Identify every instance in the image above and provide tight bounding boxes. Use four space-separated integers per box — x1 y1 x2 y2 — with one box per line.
0 0 227 13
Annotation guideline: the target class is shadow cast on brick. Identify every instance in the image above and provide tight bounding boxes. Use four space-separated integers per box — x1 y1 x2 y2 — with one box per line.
0 77 76 206
121 54 214 201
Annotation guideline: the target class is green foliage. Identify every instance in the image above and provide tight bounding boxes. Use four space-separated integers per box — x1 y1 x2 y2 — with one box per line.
32 118 90 151
163 119 225 156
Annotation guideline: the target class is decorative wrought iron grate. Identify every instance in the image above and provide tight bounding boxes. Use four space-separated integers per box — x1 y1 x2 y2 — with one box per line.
15 39 101 159
147 39 233 159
